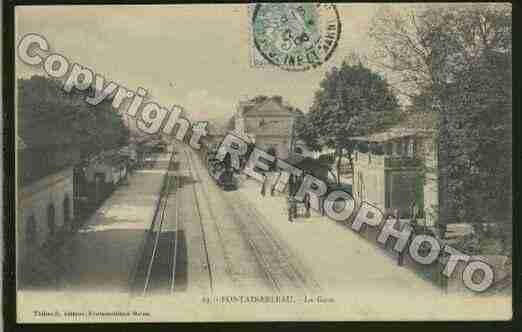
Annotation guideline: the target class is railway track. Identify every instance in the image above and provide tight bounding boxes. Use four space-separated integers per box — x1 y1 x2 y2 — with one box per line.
184 146 320 295
226 193 322 295
130 148 180 296
179 146 214 294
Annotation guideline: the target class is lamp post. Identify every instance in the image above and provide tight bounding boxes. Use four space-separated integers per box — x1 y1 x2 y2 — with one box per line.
433 94 449 239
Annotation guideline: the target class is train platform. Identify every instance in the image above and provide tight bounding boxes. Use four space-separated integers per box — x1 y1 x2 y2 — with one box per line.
57 152 171 292
238 178 438 292
234 178 511 320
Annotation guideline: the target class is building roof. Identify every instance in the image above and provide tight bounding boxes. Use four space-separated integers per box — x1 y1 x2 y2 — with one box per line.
92 152 128 167
18 147 80 186
238 96 302 138
240 96 303 118
350 111 439 143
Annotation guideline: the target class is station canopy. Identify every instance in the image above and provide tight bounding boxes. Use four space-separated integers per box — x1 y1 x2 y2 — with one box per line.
349 128 418 143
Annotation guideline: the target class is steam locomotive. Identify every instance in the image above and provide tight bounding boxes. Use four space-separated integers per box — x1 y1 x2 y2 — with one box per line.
206 145 239 191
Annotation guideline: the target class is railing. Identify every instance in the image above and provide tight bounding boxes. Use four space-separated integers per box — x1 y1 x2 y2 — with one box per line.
355 152 420 168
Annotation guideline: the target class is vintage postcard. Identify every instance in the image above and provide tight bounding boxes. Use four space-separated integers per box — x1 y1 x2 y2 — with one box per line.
13 3 512 323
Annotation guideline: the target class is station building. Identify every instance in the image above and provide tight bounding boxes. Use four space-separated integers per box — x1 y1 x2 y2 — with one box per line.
351 113 439 226
234 96 307 160
17 137 79 270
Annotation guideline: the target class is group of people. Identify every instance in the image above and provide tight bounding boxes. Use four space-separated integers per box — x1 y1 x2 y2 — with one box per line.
259 172 311 223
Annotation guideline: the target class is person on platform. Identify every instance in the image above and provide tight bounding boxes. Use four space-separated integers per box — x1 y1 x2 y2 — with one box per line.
288 174 296 222
304 192 311 218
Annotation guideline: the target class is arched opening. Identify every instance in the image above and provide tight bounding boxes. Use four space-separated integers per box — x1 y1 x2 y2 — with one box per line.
47 204 55 237
63 196 71 228
26 215 36 243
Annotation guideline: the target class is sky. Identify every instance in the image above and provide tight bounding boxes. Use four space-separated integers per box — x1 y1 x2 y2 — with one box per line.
15 4 414 122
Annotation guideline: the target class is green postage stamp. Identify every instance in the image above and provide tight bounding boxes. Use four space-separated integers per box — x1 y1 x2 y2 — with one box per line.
250 3 341 71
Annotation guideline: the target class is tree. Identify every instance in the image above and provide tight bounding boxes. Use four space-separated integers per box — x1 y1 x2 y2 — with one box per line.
297 59 400 183
370 4 512 250
370 4 511 99
445 49 511 249
18 75 130 160
294 114 321 152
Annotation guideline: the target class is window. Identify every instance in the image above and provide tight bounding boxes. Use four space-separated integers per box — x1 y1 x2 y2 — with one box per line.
63 196 71 226
47 204 55 236
26 216 36 243
408 139 415 157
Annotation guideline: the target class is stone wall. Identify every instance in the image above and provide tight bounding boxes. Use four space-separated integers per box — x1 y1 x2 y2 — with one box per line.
343 214 510 295
17 167 74 262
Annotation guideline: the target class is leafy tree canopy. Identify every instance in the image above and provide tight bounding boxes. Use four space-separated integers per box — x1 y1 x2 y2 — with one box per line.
18 75 129 157
298 60 400 152
296 59 401 183
445 49 511 225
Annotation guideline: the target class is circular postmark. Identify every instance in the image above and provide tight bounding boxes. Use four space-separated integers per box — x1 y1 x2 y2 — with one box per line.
252 3 341 71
